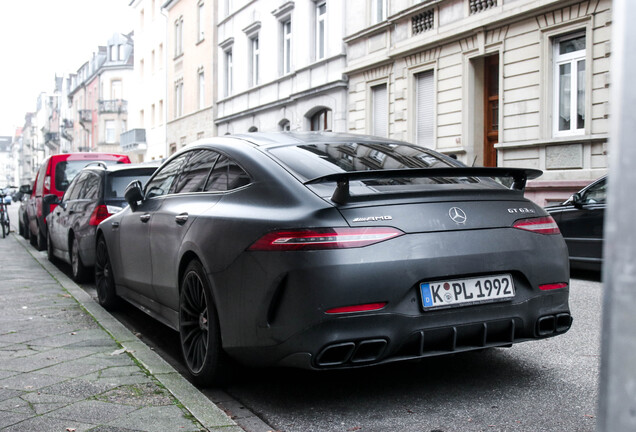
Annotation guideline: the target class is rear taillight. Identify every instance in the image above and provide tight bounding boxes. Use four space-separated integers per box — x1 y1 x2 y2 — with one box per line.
513 216 560 235
248 227 403 251
539 282 568 291
43 175 51 194
89 205 112 226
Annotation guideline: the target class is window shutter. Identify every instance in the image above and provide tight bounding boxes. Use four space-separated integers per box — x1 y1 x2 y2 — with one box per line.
416 70 434 147
372 84 388 137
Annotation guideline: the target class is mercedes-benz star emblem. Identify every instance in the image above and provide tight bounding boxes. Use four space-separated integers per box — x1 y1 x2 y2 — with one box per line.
449 207 467 224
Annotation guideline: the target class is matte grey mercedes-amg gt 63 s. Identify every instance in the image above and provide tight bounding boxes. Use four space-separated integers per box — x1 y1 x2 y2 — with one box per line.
95 132 572 386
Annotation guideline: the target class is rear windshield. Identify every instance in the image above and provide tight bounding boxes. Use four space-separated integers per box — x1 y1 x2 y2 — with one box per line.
105 170 155 200
55 160 124 192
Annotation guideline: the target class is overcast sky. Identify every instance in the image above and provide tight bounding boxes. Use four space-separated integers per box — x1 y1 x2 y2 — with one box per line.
0 0 134 136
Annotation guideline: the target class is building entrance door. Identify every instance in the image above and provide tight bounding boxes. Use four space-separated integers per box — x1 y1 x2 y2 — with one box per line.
484 54 499 167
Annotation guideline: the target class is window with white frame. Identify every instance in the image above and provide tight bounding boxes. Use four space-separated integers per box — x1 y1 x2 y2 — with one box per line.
175 80 183 118
105 120 116 143
282 19 292 75
250 36 260 86
198 70 205 109
371 0 386 24
371 83 388 137
315 1 326 60
197 1 205 42
415 70 434 147
175 17 184 56
224 49 233 97
553 32 586 136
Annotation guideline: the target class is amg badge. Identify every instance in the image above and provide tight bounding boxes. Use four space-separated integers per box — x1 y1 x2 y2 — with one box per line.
352 216 393 223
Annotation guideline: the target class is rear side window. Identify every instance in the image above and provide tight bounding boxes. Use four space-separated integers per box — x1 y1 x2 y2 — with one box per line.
64 173 88 201
204 155 251 192
173 150 219 194
79 173 102 200
53 160 122 193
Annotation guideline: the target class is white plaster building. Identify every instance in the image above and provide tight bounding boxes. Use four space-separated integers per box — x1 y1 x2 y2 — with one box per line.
215 0 348 134
163 0 218 155
345 0 611 205
127 0 169 162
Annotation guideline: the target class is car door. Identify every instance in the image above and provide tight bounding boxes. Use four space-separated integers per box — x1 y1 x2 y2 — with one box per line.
149 149 224 311
49 173 87 257
117 153 190 311
557 177 606 263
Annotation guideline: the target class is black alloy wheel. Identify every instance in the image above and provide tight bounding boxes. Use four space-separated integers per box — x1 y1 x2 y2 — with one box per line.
95 236 118 309
70 236 89 282
179 260 231 387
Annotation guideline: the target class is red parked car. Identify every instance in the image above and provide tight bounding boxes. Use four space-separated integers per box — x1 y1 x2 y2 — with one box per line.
22 153 131 250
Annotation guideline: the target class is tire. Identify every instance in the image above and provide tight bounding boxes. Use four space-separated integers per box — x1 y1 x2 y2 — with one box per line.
18 218 24 237
29 226 37 246
70 236 90 283
1 215 6 238
46 231 56 263
23 216 30 240
95 236 119 309
179 260 232 387
36 225 46 251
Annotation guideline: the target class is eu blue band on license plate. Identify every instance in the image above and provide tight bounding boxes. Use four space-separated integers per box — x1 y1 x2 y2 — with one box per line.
421 283 434 307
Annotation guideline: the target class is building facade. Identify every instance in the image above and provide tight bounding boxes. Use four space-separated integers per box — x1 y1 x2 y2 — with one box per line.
127 0 169 162
163 0 217 156
345 0 611 205
215 0 348 134
68 33 134 154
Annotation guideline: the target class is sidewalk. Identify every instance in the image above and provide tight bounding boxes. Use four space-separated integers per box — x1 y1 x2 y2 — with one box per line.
0 226 242 431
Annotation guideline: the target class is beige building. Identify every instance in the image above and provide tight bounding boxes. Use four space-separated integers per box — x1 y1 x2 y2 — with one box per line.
345 0 611 205
163 0 217 155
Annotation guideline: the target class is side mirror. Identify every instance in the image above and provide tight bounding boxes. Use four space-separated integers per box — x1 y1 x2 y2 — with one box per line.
571 192 584 209
19 184 32 195
42 194 60 206
124 180 144 211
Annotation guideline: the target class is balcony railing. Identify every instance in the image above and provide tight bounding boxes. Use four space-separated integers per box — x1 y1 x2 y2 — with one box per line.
120 128 147 154
99 99 128 114
79 109 92 123
45 132 59 143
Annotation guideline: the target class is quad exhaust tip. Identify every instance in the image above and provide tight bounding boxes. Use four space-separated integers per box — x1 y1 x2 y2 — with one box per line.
537 313 572 337
316 339 388 367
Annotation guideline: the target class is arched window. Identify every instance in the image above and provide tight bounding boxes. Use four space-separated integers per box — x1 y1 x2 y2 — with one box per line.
279 119 291 131
310 108 331 131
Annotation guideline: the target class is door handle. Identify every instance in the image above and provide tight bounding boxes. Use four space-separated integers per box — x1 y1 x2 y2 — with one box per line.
140 213 151 223
175 213 188 225
111 221 120 228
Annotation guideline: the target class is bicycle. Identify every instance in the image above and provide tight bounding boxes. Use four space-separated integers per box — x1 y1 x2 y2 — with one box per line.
0 190 11 238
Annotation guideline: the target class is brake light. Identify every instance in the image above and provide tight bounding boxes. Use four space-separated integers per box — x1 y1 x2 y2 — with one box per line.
513 216 560 235
248 227 403 251
326 302 387 314
89 205 112 226
539 282 568 291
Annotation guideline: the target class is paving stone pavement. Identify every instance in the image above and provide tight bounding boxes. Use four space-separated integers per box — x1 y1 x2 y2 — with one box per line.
0 225 242 432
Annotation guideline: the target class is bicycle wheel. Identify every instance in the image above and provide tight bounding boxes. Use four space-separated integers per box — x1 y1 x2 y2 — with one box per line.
1 213 6 238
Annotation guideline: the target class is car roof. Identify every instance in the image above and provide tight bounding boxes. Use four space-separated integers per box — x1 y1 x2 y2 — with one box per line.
80 163 159 176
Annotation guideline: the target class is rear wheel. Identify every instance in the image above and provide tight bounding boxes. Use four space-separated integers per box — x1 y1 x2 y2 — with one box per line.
23 216 30 240
46 231 56 262
36 225 46 251
95 236 118 309
179 260 231 387
1 213 6 238
70 236 89 282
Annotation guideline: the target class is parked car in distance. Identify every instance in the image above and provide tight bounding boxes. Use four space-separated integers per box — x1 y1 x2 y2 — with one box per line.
18 184 33 239
546 175 606 272
45 163 157 282
25 153 131 251
95 132 572 387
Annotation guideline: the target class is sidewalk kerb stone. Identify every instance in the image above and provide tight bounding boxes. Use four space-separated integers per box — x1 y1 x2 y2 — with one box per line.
11 234 240 431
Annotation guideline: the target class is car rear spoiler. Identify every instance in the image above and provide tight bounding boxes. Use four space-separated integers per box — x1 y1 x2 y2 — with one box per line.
305 167 542 204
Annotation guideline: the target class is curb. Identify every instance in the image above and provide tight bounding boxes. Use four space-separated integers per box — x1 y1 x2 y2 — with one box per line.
14 233 242 432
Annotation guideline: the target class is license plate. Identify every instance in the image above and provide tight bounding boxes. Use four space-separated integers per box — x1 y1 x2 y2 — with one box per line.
420 274 515 310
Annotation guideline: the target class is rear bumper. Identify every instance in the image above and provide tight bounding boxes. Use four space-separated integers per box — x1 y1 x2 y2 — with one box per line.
211 228 571 369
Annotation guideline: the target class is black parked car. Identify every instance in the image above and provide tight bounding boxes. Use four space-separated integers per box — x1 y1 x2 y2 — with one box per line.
546 175 606 272
95 132 572 386
45 163 157 282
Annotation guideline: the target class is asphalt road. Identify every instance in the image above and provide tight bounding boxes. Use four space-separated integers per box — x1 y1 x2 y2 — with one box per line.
78 272 601 432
